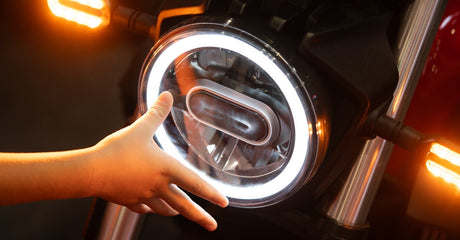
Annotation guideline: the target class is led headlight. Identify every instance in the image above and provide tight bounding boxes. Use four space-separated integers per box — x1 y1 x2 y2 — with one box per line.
139 18 328 208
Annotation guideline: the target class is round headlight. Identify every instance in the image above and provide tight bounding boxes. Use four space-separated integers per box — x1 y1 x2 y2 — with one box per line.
139 18 328 208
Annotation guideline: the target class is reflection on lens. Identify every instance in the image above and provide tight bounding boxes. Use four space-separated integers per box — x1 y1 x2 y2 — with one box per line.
188 90 269 143
166 49 291 180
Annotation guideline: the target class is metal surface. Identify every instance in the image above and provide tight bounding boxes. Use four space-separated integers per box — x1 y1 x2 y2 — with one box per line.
97 203 140 240
325 0 448 227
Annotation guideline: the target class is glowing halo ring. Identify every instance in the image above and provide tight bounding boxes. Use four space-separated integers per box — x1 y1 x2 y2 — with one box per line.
144 30 314 206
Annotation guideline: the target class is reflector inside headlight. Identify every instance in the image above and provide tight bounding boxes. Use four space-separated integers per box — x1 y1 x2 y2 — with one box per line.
139 20 327 207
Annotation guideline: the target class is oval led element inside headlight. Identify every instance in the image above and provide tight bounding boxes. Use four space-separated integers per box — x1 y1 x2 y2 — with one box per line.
139 19 328 208
186 79 279 146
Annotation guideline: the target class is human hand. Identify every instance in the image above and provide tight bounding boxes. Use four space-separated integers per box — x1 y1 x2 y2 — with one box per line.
90 91 228 231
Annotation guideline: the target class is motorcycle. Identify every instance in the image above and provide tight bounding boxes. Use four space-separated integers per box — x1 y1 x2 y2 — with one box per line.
45 0 460 239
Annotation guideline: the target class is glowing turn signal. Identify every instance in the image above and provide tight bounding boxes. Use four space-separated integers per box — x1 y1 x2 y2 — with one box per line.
48 0 110 28
426 142 460 189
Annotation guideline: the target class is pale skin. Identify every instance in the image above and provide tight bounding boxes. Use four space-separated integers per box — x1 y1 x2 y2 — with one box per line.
0 91 228 231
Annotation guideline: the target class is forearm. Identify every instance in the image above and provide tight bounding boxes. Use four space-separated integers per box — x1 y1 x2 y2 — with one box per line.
0 92 227 231
0 148 97 205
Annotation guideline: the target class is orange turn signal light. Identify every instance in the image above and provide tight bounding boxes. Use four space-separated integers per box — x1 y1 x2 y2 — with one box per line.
426 142 460 189
47 0 110 28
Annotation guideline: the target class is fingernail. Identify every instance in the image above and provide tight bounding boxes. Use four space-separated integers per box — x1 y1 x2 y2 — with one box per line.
169 209 179 216
158 91 173 104
219 201 228 208
219 197 229 208
205 219 218 231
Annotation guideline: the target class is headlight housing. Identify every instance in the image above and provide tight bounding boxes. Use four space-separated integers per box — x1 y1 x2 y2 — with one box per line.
139 18 329 208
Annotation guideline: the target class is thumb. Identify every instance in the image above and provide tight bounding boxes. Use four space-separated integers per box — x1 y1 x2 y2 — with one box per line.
134 91 174 134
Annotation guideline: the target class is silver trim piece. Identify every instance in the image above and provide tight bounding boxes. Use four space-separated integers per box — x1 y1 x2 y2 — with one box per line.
186 79 280 146
324 0 448 227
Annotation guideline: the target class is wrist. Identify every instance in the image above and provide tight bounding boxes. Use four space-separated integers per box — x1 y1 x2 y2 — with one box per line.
85 144 106 199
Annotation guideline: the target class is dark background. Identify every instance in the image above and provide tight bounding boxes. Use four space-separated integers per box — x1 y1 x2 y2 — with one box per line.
1 1 459 240
0 1 150 239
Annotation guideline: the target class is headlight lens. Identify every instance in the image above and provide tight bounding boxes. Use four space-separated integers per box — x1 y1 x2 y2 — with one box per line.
139 21 327 208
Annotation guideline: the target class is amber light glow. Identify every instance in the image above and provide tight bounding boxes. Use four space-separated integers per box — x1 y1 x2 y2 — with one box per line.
426 143 460 189
47 0 110 28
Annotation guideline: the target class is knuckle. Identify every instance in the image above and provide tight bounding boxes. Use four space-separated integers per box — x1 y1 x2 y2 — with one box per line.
189 182 204 195
148 103 169 119
146 187 159 199
146 107 163 120
159 169 170 178
175 203 192 216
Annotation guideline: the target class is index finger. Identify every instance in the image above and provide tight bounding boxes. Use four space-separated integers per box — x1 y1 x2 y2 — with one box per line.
163 152 229 208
